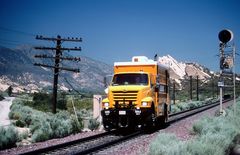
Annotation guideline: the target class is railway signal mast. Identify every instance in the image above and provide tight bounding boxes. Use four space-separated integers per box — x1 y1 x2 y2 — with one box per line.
218 29 235 115
34 35 82 113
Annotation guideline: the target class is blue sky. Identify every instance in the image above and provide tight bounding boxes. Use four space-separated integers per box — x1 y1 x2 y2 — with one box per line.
0 0 240 72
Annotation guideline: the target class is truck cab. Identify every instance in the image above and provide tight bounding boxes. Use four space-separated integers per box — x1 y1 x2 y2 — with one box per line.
101 56 169 130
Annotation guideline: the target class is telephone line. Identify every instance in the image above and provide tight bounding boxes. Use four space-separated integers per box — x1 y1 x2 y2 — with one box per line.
35 55 81 61
0 38 35 46
34 63 80 72
0 42 20 46
0 38 23 43
36 35 82 42
35 46 81 51
0 26 36 36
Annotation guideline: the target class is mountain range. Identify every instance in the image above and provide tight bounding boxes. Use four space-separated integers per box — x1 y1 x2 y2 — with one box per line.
0 45 112 94
0 45 230 94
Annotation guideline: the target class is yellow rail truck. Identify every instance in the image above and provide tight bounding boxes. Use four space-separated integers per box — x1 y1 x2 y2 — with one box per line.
101 56 170 130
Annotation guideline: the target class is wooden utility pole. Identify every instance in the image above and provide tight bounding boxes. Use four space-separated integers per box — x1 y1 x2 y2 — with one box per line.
212 77 215 98
189 76 193 100
34 35 82 113
173 80 176 104
196 76 199 101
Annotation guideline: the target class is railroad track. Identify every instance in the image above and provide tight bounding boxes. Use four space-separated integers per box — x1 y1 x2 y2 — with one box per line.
168 98 232 123
20 99 233 155
20 130 142 155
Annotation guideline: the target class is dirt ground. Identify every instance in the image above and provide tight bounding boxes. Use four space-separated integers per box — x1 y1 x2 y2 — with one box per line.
0 97 14 127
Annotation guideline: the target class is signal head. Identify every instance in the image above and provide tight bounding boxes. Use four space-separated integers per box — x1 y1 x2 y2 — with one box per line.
218 29 233 43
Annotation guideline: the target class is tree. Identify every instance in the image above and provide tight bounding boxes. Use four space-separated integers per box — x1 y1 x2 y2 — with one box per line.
7 86 13 97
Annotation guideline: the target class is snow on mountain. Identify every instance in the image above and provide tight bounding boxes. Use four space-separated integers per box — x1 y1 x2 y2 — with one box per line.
158 55 186 81
158 55 211 84
185 63 211 79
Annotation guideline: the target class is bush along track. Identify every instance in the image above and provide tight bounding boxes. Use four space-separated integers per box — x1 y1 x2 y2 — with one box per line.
150 99 240 155
170 98 219 114
8 99 84 144
0 126 19 150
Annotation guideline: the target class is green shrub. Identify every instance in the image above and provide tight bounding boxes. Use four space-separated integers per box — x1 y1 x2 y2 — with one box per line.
77 109 91 118
9 98 84 143
149 133 185 155
88 117 100 131
170 99 219 114
29 118 42 133
186 138 224 155
31 121 53 142
149 100 240 155
66 97 92 112
170 105 181 113
18 130 29 140
0 126 19 150
15 120 26 127
57 93 67 110
31 92 52 112
9 102 34 127
0 94 4 101
70 115 84 134
50 119 71 138
50 111 72 138
187 102 196 109
8 111 21 120
176 102 190 111
0 92 8 98
191 117 212 135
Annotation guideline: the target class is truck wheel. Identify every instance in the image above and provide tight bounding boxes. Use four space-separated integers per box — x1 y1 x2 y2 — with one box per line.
164 103 168 121
145 103 156 131
159 103 168 125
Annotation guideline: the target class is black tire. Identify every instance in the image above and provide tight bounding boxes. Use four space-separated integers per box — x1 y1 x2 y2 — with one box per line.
159 103 168 125
144 103 156 132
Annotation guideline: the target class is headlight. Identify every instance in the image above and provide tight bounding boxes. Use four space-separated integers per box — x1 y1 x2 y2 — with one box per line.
141 102 148 106
104 102 109 107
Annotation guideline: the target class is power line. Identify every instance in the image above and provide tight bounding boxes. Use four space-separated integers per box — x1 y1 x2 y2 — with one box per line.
0 26 35 36
64 77 83 96
0 38 22 43
0 42 21 46
0 38 35 45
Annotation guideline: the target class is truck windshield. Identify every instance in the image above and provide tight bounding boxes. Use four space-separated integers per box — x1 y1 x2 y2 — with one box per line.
112 73 148 86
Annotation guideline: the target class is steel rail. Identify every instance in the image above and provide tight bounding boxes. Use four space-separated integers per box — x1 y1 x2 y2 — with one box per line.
76 131 142 155
19 130 116 155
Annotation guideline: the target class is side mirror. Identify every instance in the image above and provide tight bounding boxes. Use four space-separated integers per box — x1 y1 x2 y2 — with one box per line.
104 75 113 88
104 77 107 88
155 83 160 92
155 75 160 92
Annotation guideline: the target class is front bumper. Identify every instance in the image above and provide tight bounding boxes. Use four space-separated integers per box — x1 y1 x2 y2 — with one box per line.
101 108 152 130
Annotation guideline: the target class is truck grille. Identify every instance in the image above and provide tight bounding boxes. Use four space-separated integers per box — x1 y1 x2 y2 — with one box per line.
112 91 138 101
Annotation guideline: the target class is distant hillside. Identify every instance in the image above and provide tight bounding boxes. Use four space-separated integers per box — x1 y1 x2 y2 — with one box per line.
1 45 232 94
0 45 112 93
